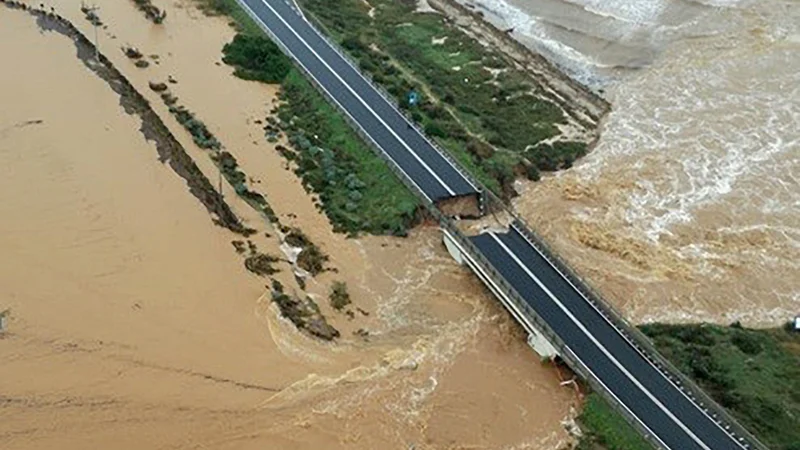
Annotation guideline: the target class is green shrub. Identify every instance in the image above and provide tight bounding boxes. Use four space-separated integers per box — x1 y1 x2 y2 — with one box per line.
222 34 292 83
641 324 800 450
329 281 351 311
577 394 653 450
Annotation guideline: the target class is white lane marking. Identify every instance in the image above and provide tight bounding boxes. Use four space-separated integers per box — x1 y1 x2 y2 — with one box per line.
445 231 671 450
297 10 480 193
509 224 749 450
235 0 433 204
258 0 457 197
487 232 712 450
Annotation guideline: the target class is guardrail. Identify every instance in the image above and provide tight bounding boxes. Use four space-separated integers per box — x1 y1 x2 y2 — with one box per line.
297 5 487 212
239 2 767 449
483 191 769 450
435 212 670 450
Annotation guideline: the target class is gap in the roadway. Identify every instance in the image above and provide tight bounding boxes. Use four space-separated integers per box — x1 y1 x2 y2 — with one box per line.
454 206 514 237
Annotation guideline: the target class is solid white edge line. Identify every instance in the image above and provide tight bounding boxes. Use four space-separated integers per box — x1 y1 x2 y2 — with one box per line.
236 2 733 447
508 223 749 450
235 0 433 205
298 11 481 194
443 230 671 450
258 0 458 197
488 232 712 450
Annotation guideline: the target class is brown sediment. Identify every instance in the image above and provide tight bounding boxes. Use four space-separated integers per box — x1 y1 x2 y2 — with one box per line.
0 2 577 448
1 1 248 235
4 0 341 339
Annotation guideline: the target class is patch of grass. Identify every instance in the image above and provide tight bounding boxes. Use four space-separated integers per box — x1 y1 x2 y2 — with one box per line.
278 70 420 236
329 281 351 311
640 323 800 450
577 393 654 450
297 0 584 195
577 323 800 450
222 34 292 83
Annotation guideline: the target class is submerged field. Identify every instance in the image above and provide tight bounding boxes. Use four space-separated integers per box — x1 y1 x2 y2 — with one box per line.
0 2 577 449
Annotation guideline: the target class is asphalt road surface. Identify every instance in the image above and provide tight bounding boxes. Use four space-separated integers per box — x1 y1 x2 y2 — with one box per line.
237 0 755 448
241 0 479 203
472 225 748 450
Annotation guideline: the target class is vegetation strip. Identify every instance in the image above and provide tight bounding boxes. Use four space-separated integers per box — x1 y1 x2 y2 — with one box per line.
2 1 249 235
296 0 595 195
640 323 800 450
218 26 422 236
130 0 167 24
578 323 800 450
269 279 339 341
153 87 281 224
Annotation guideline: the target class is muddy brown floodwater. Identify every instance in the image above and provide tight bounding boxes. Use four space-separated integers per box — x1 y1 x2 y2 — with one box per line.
466 0 799 326
0 2 574 449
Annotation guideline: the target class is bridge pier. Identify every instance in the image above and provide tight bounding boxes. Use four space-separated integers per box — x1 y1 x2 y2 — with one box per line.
442 230 559 360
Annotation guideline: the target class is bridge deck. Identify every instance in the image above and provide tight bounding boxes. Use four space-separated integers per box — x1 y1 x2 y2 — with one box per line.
471 228 744 450
237 0 758 449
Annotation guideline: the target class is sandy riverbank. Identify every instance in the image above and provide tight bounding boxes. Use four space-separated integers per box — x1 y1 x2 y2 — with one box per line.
0 2 575 448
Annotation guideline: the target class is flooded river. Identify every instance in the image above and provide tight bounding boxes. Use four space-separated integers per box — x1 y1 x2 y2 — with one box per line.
0 2 573 449
461 0 800 326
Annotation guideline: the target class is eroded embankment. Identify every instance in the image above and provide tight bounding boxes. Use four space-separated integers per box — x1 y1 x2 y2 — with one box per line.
1 0 247 235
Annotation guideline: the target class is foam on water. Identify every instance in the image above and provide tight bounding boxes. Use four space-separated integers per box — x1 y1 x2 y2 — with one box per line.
464 0 610 83
461 0 748 87
568 0 669 24
506 0 799 324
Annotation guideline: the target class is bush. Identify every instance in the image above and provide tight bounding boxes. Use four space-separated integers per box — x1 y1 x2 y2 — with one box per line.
223 34 292 83
641 323 800 450
297 245 328 275
423 121 446 138
244 253 280 276
329 281 351 311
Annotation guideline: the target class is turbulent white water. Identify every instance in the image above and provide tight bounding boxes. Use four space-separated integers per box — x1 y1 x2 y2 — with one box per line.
464 0 800 324
461 0 766 86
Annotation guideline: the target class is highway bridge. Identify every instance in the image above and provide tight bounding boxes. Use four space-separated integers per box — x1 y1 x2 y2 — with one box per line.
235 0 767 449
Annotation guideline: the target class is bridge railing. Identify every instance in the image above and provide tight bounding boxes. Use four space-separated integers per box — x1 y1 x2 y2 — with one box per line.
483 191 769 450
240 2 767 449
433 210 674 450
